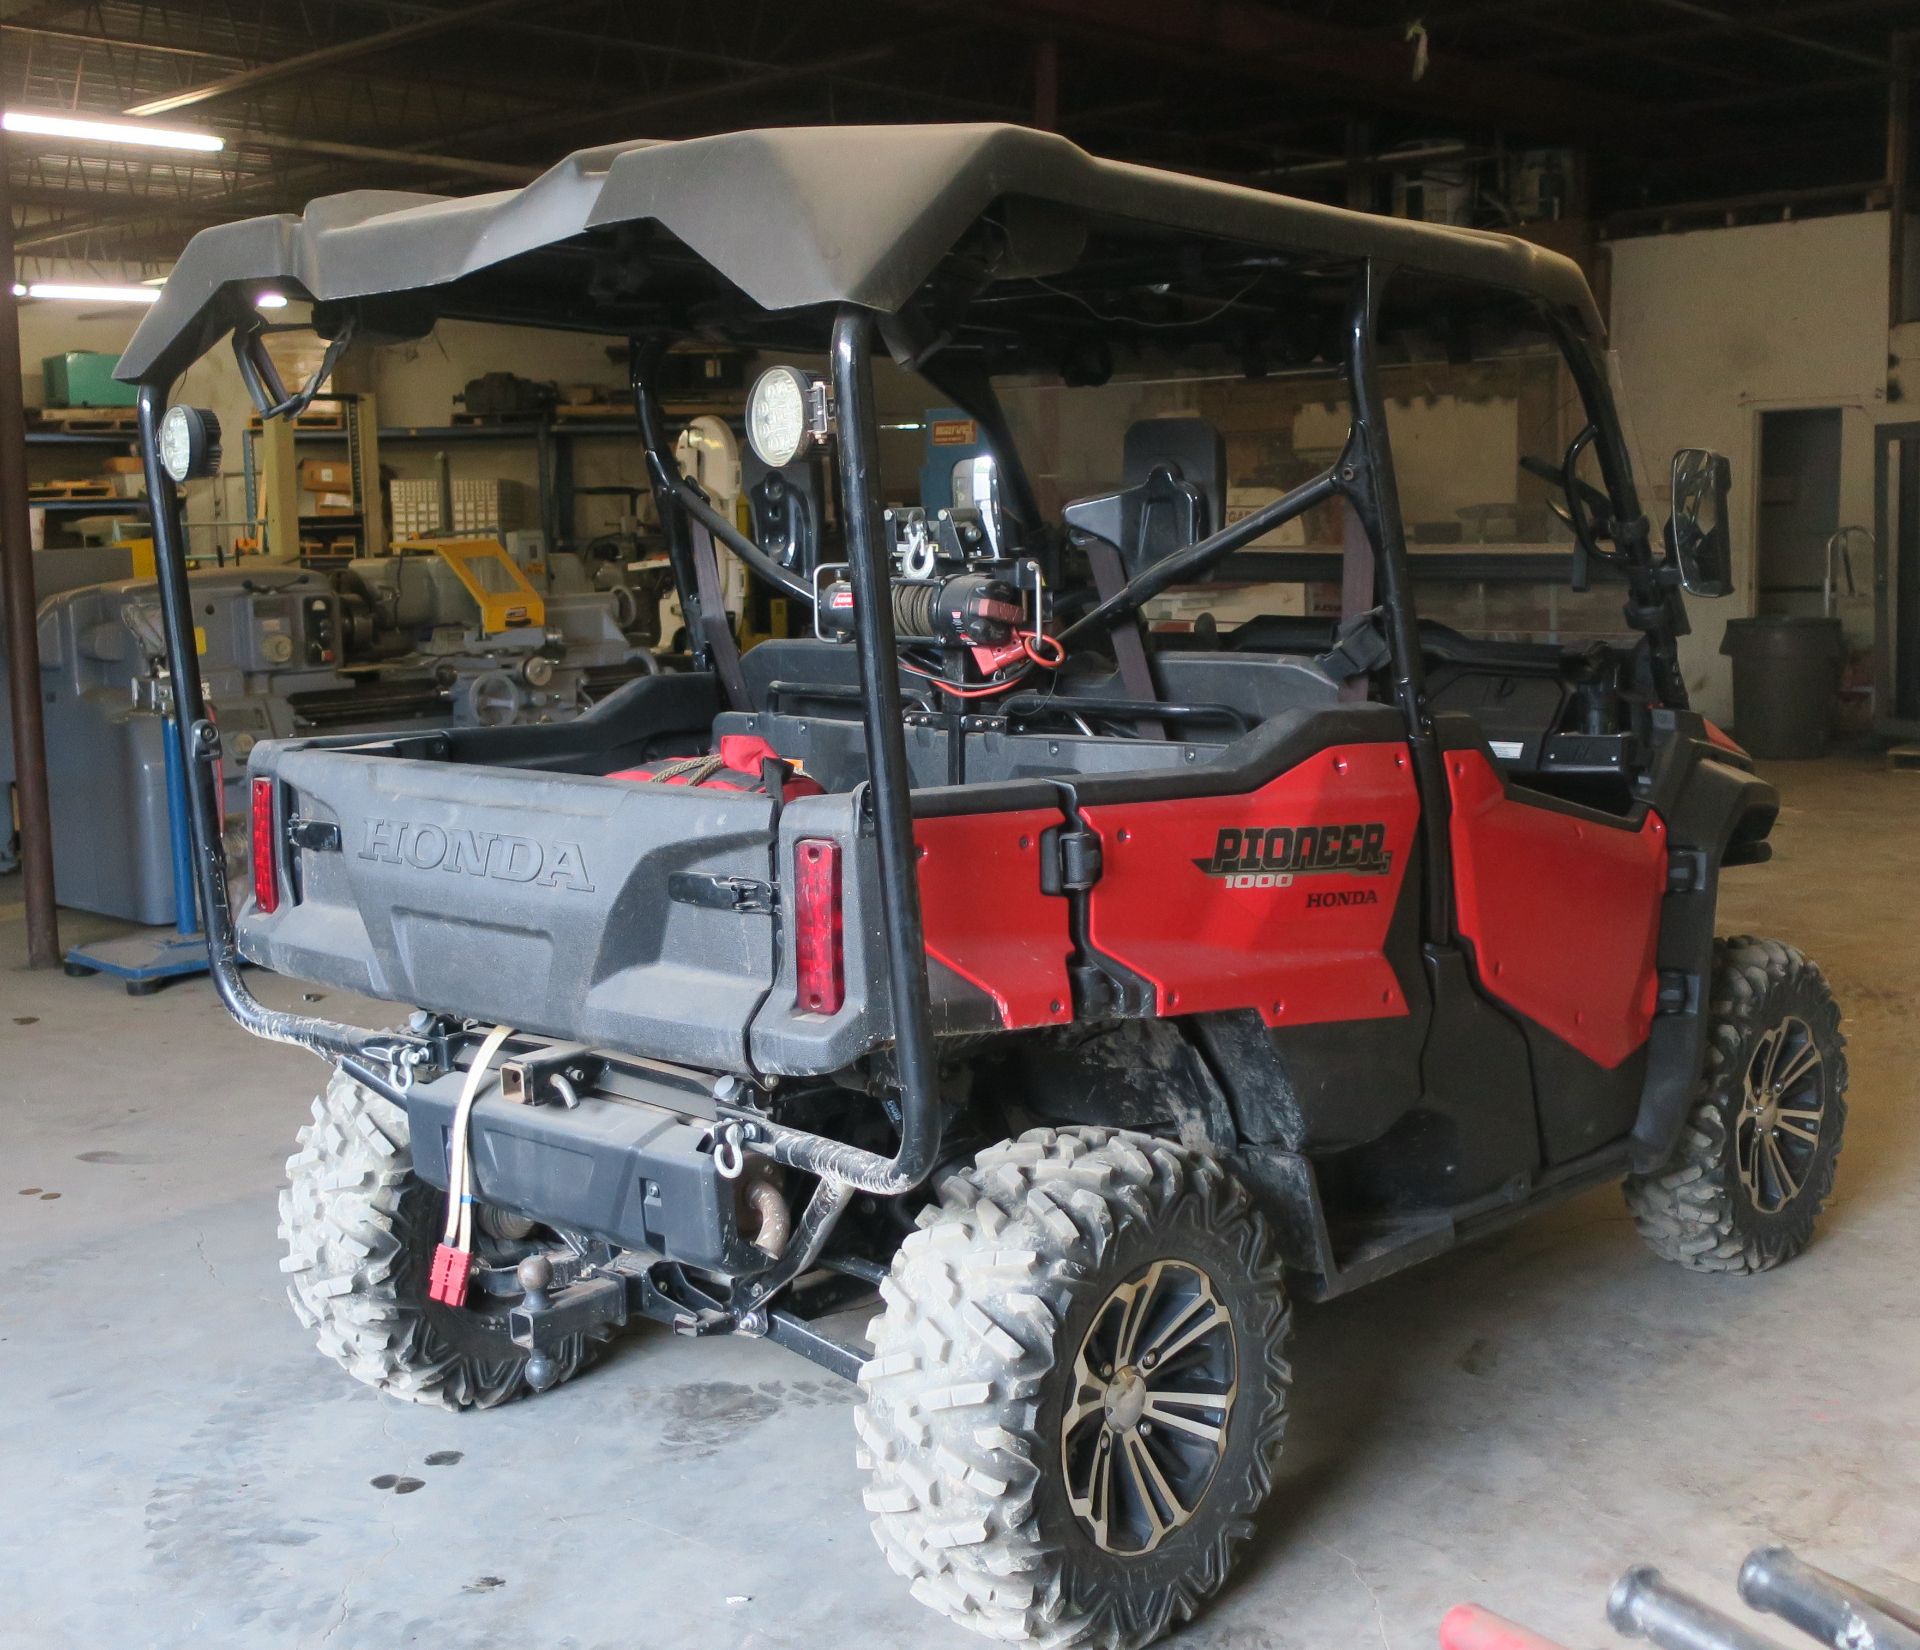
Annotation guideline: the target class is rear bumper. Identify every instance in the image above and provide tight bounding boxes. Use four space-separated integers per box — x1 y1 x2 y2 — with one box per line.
403 1065 763 1277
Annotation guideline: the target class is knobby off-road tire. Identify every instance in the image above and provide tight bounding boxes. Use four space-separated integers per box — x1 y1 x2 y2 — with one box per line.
1625 937 1848 1274
856 1126 1291 1650
280 1065 590 1409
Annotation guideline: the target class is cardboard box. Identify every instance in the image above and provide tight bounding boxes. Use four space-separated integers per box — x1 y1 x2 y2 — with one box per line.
299 459 352 491
1223 487 1309 549
102 456 144 475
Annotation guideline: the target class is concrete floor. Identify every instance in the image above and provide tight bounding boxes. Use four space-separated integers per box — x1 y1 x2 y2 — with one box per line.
2 752 1915 1650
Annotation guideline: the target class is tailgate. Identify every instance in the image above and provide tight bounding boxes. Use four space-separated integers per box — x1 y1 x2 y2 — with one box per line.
241 745 783 1070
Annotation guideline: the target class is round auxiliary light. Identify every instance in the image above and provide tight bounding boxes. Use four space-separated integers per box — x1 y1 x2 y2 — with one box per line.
158 404 222 484
745 364 822 469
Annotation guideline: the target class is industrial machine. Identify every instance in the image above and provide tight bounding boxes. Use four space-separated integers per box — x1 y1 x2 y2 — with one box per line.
2 536 658 924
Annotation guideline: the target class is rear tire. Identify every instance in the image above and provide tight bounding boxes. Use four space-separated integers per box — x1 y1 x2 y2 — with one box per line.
279 1065 591 1408
856 1127 1291 1650
1624 937 1847 1274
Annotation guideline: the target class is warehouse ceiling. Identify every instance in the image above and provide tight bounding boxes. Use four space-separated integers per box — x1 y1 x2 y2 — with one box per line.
2 0 1913 282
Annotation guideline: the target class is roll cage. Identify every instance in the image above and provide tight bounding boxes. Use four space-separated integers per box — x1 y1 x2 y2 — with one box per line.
121 124 1693 1229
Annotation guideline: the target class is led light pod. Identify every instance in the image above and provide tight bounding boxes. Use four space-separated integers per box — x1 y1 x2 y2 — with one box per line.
158 404 222 483
746 364 827 468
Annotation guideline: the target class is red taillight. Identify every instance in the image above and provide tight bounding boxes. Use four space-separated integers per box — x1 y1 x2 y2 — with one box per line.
251 777 280 914
793 838 843 1015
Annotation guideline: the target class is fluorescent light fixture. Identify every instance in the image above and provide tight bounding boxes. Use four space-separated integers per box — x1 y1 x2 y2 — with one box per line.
20 282 162 303
7 278 283 308
3 109 223 153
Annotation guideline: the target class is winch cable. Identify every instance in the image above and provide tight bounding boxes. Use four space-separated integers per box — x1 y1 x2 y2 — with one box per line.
429 1024 517 1307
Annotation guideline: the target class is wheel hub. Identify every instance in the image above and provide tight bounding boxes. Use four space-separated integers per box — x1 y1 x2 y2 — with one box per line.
1102 1367 1149 1430
1061 1258 1238 1557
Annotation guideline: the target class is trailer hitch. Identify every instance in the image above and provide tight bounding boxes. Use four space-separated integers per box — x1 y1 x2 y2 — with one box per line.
507 1254 627 1391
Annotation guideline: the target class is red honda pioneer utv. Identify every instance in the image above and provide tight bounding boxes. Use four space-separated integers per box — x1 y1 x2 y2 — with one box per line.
120 125 1845 1650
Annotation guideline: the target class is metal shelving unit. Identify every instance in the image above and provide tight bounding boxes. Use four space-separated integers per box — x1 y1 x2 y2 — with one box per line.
30 499 148 516
25 428 149 551
25 429 139 448
294 415 653 550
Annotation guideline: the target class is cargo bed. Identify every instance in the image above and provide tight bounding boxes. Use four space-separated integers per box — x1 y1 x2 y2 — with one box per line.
238 647 1338 1076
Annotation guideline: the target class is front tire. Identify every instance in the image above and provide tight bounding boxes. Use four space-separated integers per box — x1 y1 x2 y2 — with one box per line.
1625 937 1848 1274
856 1127 1291 1650
279 1065 591 1408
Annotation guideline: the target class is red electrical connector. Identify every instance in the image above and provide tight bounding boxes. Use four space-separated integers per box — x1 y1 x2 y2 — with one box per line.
428 1242 472 1307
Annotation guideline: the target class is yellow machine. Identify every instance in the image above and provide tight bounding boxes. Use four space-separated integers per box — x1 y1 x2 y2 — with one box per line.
395 536 547 634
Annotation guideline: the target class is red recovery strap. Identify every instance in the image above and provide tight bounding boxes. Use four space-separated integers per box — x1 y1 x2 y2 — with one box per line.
607 734 823 797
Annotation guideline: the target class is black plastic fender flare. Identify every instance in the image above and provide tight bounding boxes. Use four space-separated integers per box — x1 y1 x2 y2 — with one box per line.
1630 742 1779 1173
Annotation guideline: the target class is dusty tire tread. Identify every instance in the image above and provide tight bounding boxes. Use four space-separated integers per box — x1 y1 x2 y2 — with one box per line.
858 1126 1290 1650
280 1066 587 1410
1624 937 1848 1274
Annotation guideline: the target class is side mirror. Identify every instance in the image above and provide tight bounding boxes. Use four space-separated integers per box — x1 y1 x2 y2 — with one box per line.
1670 448 1735 596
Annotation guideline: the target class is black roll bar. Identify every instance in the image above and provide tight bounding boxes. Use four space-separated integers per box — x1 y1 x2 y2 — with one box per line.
1341 261 1455 942
133 381 431 1101
1552 317 1691 710
142 316 943 1203
726 308 944 1197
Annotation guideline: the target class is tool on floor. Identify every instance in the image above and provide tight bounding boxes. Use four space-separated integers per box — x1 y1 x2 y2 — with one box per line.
1441 1547 1918 1650
1439 1603 1575 1650
1740 1548 1920 1650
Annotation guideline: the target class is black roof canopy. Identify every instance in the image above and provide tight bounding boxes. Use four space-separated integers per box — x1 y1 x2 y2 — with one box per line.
118 122 1602 383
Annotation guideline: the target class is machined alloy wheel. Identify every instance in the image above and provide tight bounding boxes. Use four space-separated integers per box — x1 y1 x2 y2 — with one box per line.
1735 1015 1826 1214
1626 937 1847 1274
1063 1259 1237 1557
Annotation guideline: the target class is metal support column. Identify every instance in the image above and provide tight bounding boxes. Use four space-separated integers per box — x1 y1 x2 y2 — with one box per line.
259 404 297 558
351 391 385 554
0 130 60 965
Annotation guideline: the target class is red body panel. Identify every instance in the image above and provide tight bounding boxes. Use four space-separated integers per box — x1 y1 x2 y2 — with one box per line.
1703 717 1747 758
1078 742 1421 1026
914 808 1074 1029
1446 750 1665 1069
